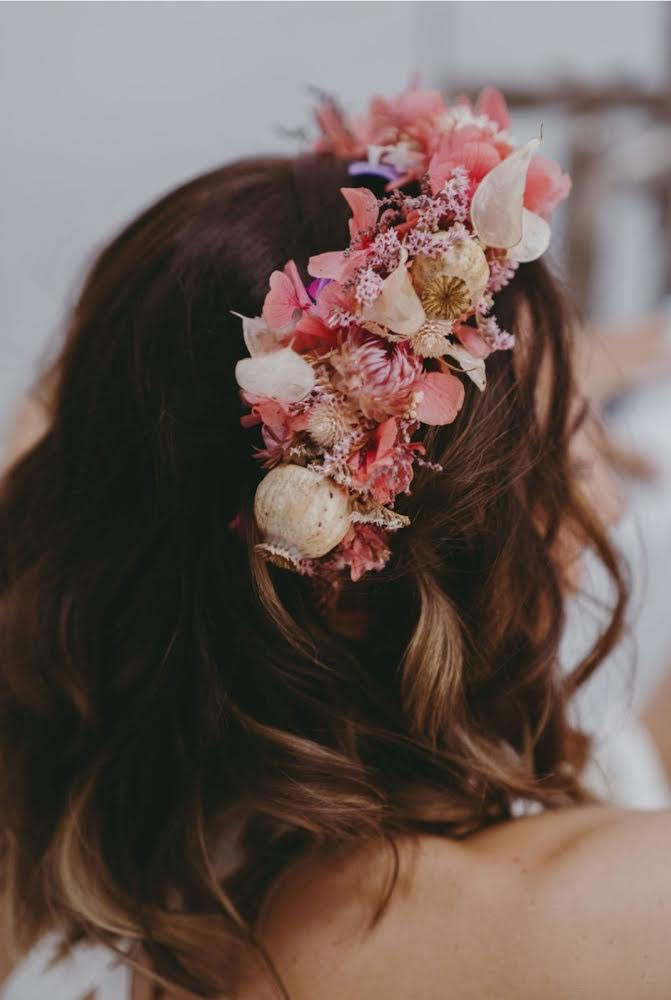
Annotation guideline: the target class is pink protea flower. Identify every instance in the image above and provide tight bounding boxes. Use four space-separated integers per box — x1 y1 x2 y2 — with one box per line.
330 328 423 422
336 523 391 582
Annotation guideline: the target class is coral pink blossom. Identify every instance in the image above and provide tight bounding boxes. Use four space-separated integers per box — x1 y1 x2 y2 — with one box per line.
349 418 422 504
428 130 502 196
239 393 308 468
308 248 368 283
524 155 572 219
337 523 391 582
415 371 465 425
454 324 491 359
474 87 511 132
331 329 422 422
290 313 338 353
341 187 379 242
313 100 363 158
262 260 312 332
353 88 445 146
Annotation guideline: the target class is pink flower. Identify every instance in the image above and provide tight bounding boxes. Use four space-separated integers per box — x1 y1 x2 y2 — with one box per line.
313 98 364 158
474 87 511 132
428 130 503 197
341 187 379 243
330 329 423 422
349 418 423 504
337 523 391 582
353 88 445 148
240 393 309 468
262 260 312 332
415 371 465 426
524 155 572 219
454 323 491 359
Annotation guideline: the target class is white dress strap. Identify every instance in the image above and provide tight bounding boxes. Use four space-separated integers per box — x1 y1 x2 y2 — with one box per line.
1 933 131 1000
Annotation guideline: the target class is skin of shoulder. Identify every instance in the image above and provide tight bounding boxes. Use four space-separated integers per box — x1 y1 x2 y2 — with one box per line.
242 804 671 1000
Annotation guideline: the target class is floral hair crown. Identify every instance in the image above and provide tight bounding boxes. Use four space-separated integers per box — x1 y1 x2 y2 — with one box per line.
234 85 570 583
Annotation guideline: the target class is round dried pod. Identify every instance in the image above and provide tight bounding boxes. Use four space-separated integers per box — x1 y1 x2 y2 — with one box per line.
254 465 351 564
412 238 490 317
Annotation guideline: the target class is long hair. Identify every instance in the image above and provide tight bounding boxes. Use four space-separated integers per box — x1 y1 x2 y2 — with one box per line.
0 153 627 996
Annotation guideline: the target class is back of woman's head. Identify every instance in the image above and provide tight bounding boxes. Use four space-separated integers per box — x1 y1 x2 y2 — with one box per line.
0 151 626 996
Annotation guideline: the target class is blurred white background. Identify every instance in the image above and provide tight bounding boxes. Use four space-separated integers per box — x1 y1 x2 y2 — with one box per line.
2 1 671 794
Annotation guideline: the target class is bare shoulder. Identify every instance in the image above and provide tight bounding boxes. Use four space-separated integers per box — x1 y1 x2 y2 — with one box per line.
242 805 671 1000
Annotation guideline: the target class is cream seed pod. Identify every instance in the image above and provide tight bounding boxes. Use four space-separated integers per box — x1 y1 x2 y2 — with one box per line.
412 238 490 321
254 464 351 569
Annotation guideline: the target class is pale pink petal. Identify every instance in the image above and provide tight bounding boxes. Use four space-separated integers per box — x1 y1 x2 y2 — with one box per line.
308 248 368 282
416 371 465 426
456 141 501 182
470 138 541 249
374 417 398 460
235 348 315 403
524 155 572 219
341 187 379 240
262 271 300 331
394 88 445 122
454 324 491 359
255 399 291 439
315 279 357 321
475 87 511 132
283 260 312 311
291 313 338 353
428 153 455 196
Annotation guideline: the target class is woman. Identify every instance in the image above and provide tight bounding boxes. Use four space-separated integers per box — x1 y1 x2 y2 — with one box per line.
1 86 670 1000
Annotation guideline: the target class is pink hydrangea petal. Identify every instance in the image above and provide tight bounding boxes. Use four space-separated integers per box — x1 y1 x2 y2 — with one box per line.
394 88 445 122
308 248 368 282
524 155 572 219
262 271 300 331
457 141 501 181
291 313 338 353
283 260 312 311
373 417 398 461
416 371 465 426
341 187 379 240
475 87 511 132
454 324 492 359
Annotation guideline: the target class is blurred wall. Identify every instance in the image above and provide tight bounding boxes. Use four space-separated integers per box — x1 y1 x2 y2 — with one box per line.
1 1 669 430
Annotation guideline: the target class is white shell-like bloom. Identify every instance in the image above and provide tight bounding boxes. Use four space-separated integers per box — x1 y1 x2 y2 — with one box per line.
507 208 551 263
471 137 541 249
254 465 351 566
362 248 426 337
443 342 487 391
235 347 315 403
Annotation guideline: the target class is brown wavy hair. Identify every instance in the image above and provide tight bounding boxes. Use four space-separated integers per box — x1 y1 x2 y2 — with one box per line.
0 153 626 997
